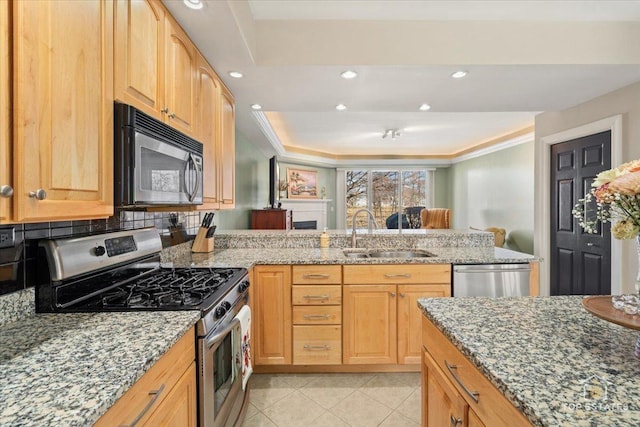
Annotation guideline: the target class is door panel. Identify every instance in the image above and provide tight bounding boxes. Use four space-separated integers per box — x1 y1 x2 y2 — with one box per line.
0 0 10 222
165 17 196 136
550 131 611 295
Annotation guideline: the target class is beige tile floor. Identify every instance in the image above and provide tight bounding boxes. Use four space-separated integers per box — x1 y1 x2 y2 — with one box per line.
242 372 421 427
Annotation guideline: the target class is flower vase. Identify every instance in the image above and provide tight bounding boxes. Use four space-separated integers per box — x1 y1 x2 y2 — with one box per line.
634 236 640 358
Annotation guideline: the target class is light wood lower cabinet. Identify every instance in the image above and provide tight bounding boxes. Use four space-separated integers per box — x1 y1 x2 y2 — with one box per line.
292 265 342 365
253 265 292 365
343 264 451 365
422 316 531 427
95 327 196 427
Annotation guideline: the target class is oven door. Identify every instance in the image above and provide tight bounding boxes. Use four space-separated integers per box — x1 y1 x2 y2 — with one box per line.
199 315 243 427
133 131 203 205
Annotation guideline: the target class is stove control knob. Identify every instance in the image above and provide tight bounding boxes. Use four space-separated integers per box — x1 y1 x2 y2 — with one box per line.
221 301 232 311
94 246 106 257
238 281 250 293
215 306 227 318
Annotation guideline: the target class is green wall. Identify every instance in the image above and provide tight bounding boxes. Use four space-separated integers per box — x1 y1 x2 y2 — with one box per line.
448 142 535 253
433 168 450 209
213 131 269 230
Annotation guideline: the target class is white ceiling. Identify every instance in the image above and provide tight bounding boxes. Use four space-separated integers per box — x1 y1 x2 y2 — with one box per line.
163 0 640 164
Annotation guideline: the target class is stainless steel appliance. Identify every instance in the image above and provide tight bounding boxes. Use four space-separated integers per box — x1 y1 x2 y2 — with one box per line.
453 263 530 297
114 103 203 207
35 228 251 427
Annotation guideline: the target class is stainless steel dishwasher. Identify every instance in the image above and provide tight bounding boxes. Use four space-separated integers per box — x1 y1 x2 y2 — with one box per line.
453 263 530 297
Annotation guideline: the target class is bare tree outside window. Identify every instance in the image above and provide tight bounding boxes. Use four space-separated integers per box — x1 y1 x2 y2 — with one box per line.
345 169 428 229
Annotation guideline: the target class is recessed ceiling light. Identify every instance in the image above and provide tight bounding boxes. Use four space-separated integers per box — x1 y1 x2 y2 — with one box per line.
228 71 243 79
419 103 432 111
335 104 347 111
451 70 468 79
251 104 262 110
183 0 204 10
340 70 358 79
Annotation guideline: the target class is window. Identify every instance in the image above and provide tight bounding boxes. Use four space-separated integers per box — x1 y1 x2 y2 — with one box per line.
342 169 433 229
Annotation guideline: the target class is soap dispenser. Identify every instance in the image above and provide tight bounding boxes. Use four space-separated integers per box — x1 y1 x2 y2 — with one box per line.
320 227 329 249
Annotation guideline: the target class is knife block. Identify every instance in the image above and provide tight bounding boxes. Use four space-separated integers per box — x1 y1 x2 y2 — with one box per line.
191 227 214 253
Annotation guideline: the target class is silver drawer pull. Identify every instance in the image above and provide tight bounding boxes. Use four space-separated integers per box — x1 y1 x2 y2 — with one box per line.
303 295 330 300
445 361 479 403
303 344 330 351
303 314 331 320
303 274 330 279
384 273 411 279
450 415 462 426
121 383 166 427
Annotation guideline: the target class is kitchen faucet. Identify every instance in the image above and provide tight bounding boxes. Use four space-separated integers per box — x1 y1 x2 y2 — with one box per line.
351 208 379 248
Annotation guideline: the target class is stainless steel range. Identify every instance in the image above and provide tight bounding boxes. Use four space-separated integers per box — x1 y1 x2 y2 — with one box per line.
35 227 251 427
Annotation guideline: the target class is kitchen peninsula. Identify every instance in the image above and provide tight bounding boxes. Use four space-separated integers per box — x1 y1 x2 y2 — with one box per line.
419 296 640 426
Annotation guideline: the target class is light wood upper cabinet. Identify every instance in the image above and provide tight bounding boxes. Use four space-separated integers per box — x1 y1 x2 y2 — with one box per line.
195 52 220 209
253 265 292 365
164 15 196 136
12 0 114 222
0 0 11 222
114 0 165 119
114 0 197 138
218 85 235 209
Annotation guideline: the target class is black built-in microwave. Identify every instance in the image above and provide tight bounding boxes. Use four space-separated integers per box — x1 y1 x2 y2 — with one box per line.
114 103 203 207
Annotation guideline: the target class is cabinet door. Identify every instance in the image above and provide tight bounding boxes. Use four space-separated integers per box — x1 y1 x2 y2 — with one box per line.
468 408 486 427
253 265 292 365
114 0 165 119
343 284 397 364
13 0 114 222
398 284 450 365
142 363 197 427
218 85 235 208
164 15 196 137
0 0 10 222
425 351 467 427
195 53 220 209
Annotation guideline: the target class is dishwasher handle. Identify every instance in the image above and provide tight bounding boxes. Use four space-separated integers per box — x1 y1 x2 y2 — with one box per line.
453 265 530 274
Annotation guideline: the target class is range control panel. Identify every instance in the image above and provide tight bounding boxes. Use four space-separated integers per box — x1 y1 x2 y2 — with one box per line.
105 235 138 257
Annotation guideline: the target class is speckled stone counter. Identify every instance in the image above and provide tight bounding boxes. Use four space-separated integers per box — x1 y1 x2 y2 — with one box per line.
0 298 200 427
161 245 536 268
418 296 640 426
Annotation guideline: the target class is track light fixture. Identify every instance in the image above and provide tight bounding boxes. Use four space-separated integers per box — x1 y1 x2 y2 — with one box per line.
382 129 401 140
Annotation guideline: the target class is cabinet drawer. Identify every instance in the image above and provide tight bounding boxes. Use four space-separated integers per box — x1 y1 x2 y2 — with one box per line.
94 327 196 427
422 318 531 426
293 265 342 284
344 264 451 284
292 285 341 305
293 305 341 325
293 325 341 365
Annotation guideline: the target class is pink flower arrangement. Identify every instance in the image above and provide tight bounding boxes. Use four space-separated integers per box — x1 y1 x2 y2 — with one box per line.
572 159 640 239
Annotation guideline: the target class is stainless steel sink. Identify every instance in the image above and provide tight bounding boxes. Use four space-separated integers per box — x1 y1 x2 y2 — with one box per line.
342 249 436 258
368 250 434 258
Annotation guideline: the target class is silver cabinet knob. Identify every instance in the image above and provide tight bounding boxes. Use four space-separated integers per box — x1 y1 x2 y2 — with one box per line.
161 107 169 114
0 185 13 198
390 292 396 297
168 113 176 119
29 189 47 200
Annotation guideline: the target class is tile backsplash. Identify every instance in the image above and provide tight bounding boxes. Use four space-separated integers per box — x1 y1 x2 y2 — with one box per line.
0 210 205 297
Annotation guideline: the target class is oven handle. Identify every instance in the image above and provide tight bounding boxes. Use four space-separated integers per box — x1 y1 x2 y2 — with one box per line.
205 317 241 348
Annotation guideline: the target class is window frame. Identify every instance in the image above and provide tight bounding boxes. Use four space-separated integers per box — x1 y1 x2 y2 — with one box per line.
337 167 435 230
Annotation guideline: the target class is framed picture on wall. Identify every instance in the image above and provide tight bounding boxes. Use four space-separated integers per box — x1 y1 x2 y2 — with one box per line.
287 168 318 199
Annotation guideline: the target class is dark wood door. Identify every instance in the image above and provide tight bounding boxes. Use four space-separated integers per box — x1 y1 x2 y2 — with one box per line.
550 131 611 295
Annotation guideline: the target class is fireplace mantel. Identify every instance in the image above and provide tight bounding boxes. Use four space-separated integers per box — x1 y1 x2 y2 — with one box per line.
279 199 331 230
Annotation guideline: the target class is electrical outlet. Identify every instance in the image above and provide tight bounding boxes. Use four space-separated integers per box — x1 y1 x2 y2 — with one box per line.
0 227 15 248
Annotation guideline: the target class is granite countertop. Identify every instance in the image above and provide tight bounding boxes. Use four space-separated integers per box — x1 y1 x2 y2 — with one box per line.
163 246 536 269
418 296 640 426
0 297 200 427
